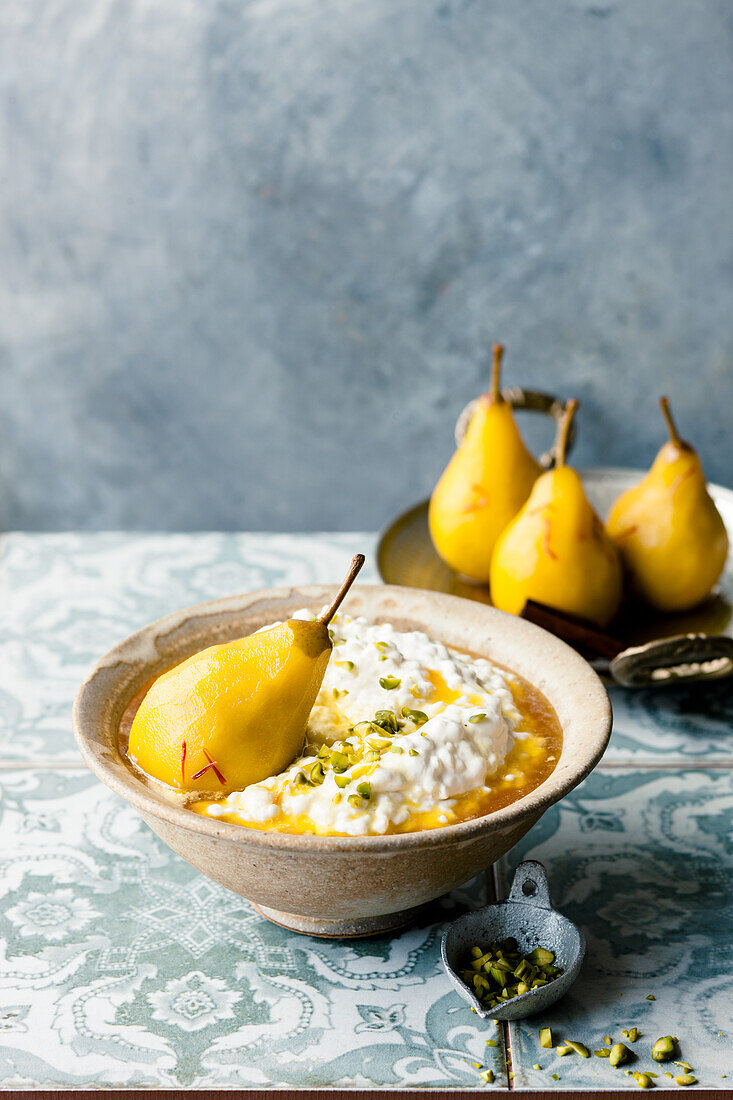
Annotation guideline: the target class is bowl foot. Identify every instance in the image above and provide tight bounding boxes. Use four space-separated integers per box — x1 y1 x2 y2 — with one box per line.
252 901 427 938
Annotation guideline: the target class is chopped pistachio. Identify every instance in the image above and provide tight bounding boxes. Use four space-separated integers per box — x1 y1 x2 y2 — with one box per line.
557 1045 573 1057
533 1064 542 1071
485 1039 498 1047
635 1073 654 1089
609 1043 632 1068
469 713 487 723
646 994 656 1001
566 1041 590 1059
356 781 371 800
401 706 428 726
334 774 350 789
594 1049 611 1058
651 1036 678 1063
408 748 420 757
309 761 325 785
604 1036 614 1046
379 675 401 690
528 947 555 966
470 1061 483 1069
347 793 364 808
335 660 355 671
628 1027 640 1043
539 1028 553 1048
550 1073 559 1080
479 1069 494 1084
675 1075 696 1086
374 641 390 652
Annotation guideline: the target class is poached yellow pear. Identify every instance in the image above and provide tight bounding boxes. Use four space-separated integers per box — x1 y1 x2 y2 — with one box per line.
127 554 365 793
490 400 623 627
428 344 541 583
607 397 728 611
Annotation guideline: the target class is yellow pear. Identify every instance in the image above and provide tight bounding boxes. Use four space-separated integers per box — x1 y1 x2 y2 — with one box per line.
127 555 365 793
607 397 728 611
428 345 541 582
490 400 623 627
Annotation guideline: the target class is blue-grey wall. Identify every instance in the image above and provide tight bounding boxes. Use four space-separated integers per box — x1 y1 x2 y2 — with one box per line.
1 0 731 532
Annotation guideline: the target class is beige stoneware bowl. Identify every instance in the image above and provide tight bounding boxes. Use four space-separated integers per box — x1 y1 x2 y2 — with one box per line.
73 584 612 938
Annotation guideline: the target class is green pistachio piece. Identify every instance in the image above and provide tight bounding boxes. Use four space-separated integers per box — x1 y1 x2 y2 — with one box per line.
675 1075 696 1086
609 1043 632 1068
566 1041 590 1059
652 1036 678 1063
594 1049 611 1058
539 1028 553 1048
379 676 401 690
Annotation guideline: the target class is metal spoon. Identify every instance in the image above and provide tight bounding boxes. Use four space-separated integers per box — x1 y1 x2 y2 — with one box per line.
441 860 585 1021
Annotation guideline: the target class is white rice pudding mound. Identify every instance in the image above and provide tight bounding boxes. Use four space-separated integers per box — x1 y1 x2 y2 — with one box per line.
201 611 542 837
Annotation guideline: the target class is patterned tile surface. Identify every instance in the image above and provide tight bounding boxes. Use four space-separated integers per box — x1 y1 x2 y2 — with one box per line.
605 682 733 764
502 768 733 1090
0 533 731 1090
0 769 504 1089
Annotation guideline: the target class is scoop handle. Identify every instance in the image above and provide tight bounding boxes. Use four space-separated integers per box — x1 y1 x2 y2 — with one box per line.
507 860 552 909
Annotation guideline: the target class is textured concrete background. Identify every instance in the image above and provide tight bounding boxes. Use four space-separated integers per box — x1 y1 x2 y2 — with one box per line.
1 0 731 532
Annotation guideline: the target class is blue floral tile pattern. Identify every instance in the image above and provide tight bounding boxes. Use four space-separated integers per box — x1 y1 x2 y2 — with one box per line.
1 532 731 1091
0 769 506 1089
501 768 732 1090
0 532 375 762
605 682 733 763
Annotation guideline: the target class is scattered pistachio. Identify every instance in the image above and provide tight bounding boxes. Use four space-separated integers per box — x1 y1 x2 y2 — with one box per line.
675 1075 696 1087
628 1028 640 1043
469 1061 483 1069
651 1036 678 1063
674 1062 692 1072
378 676 401 690
566 1041 590 1059
533 1064 542 1071
408 748 420 757
469 713 487 723
635 1073 654 1088
557 1046 573 1057
594 1049 611 1058
508 1071 515 1079
485 1039 498 1047
347 793 364 808
550 1073 559 1080
479 1069 494 1084
334 774 350 789
646 994 656 1001
604 1035 613 1046
539 1028 553 1048
335 660 355 671
309 761 325 785
374 641 390 652
356 781 371 800
401 706 428 726
609 1043 632 1068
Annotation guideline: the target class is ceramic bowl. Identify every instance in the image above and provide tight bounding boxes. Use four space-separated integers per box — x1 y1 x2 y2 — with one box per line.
73 585 612 938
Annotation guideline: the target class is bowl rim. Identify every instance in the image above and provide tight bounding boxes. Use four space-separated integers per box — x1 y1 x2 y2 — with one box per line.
72 583 612 854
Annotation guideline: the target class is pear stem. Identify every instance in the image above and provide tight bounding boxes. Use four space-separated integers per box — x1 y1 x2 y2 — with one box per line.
555 399 579 467
319 554 366 627
489 344 504 403
659 395 681 446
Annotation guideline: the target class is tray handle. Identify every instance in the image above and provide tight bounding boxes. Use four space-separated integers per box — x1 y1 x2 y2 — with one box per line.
455 388 574 469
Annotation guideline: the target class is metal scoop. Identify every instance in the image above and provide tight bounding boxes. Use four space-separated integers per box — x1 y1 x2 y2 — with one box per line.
441 860 585 1021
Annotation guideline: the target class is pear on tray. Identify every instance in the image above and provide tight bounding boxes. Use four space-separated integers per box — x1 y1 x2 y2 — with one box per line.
607 397 728 611
490 400 623 628
429 344 541 583
127 555 365 793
